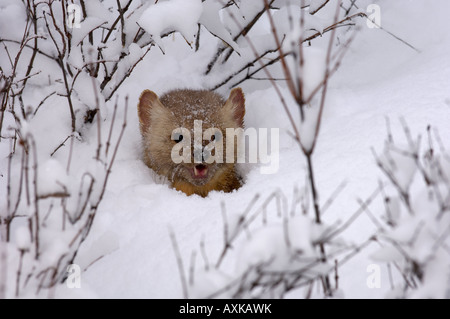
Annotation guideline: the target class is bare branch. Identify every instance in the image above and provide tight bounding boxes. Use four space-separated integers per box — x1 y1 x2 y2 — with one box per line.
169 227 189 299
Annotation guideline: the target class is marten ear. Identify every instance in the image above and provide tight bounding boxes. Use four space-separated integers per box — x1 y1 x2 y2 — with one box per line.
138 90 164 134
223 87 245 127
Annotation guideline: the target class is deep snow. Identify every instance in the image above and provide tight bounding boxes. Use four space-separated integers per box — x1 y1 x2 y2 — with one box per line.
57 1 450 298
1 0 450 299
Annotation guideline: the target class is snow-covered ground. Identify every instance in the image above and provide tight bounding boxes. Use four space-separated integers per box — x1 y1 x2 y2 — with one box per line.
1 0 450 298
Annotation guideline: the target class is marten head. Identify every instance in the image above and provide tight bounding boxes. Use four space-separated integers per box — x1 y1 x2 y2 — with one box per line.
138 88 245 196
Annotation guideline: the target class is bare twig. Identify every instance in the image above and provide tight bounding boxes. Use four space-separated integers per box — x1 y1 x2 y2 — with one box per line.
116 0 127 48
317 187 381 244
169 227 189 299
216 193 260 268
50 134 72 157
105 47 152 101
189 250 196 286
321 180 347 215
200 236 210 271
15 250 26 297
310 0 331 15
205 0 275 75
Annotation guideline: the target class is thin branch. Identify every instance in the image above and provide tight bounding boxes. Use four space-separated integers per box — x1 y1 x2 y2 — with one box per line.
116 0 126 48
321 180 347 215
205 0 275 75
221 6 302 149
210 42 286 90
50 134 72 157
102 0 133 44
0 38 57 62
105 96 119 157
200 236 210 271
264 0 297 102
307 0 341 154
105 47 152 101
216 193 260 268
169 227 189 299
317 187 381 244
310 0 330 15
189 250 196 286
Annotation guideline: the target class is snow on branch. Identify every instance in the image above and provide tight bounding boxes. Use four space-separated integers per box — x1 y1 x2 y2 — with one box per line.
0 92 128 297
173 186 379 298
371 122 450 298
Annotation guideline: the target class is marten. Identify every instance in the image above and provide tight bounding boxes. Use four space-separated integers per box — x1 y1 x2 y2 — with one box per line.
137 88 245 197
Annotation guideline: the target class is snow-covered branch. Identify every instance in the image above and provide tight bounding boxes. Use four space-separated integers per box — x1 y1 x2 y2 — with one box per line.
371 123 450 298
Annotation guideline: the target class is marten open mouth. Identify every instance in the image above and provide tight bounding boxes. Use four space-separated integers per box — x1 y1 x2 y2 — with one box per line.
192 164 208 179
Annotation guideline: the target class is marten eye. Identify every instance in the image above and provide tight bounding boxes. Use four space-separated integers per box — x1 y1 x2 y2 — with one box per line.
172 133 183 143
211 131 222 142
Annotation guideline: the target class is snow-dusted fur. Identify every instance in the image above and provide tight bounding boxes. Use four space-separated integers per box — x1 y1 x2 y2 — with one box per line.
138 88 245 197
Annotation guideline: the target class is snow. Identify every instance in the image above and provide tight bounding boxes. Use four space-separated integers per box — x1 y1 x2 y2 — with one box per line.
15 226 31 250
377 142 418 193
1 0 450 299
370 246 403 263
0 0 27 40
138 0 203 51
409 252 450 299
199 1 240 53
37 159 69 198
73 71 103 110
72 17 107 47
85 0 113 28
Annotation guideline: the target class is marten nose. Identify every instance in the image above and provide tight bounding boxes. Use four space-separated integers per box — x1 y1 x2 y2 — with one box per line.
193 142 212 163
193 148 211 163
193 144 203 163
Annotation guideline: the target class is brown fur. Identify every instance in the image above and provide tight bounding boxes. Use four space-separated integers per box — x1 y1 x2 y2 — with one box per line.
138 88 245 197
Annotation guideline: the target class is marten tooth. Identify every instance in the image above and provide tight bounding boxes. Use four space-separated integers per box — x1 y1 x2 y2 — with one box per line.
194 166 208 177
